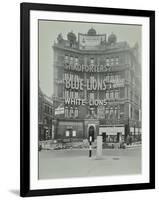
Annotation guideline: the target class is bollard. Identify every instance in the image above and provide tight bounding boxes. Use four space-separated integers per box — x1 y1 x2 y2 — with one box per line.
89 136 92 157
96 135 103 159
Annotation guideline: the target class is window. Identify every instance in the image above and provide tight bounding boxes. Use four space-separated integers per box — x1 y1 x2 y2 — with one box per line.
74 92 78 98
70 91 74 98
106 58 110 66
74 107 79 118
64 90 69 98
72 130 76 137
120 88 125 98
66 130 69 137
131 106 133 119
65 55 68 62
115 74 119 81
115 90 119 99
114 107 118 120
70 107 74 118
106 91 109 99
118 106 120 119
110 91 114 99
90 58 94 65
90 93 94 100
65 107 69 118
120 105 124 119
107 62 110 66
79 91 84 99
75 57 78 65
70 56 73 64
45 105 49 113
110 107 114 120
111 58 114 66
115 57 119 65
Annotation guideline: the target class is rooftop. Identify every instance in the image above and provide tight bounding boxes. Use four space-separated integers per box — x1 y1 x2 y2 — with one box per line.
54 28 130 51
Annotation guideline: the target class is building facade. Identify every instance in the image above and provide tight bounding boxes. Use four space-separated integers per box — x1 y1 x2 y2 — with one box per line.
38 87 54 141
52 28 141 143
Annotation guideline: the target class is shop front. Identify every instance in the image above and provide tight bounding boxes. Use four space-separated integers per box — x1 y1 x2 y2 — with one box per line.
55 119 84 142
99 125 124 143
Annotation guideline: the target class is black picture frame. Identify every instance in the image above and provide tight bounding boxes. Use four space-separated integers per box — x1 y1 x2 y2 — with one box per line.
20 2 155 197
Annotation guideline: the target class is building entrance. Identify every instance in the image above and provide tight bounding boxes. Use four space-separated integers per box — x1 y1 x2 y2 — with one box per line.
102 132 106 142
117 132 122 142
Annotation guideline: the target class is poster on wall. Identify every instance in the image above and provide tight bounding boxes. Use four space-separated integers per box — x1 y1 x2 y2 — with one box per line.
20 2 155 197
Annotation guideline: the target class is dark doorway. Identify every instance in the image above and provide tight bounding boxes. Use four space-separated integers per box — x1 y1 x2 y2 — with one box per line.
102 132 106 142
117 132 122 142
88 126 95 142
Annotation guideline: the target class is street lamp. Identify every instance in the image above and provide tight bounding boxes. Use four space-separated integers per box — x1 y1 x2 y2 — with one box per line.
134 122 136 142
125 117 130 144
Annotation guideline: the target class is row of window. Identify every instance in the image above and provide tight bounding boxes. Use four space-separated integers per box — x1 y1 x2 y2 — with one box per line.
89 91 120 100
64 90 120 100
64 90 81 99
104 74 121 82
106 57 119 66
44 104 53 115
65 107 79 118
64 106 121 120
103 135 124 143
64 55 120 65
105 90 120 99
43 118 52 125
65 55 78 64
63 105 140 121
105 107 120 120
65 130 77 137
39 127 52 141
64 73 122 83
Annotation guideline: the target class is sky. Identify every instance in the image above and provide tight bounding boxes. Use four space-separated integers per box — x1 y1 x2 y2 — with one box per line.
39 20 141 97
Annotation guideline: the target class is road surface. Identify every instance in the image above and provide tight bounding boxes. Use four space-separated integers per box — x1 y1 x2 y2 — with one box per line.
39 147 141 179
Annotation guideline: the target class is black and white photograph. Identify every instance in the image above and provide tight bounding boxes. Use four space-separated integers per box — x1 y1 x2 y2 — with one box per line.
38 20 142 179
20 3 155 197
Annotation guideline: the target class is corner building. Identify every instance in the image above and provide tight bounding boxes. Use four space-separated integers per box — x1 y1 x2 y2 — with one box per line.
38 87 54 141
53 28 141 143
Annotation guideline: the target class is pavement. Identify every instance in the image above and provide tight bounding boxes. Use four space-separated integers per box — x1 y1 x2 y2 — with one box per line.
39 146 141 179
126 143 141 148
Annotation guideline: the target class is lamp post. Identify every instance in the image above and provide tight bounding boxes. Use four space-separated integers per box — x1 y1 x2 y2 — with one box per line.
125 117 130 144
134 122 136 142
